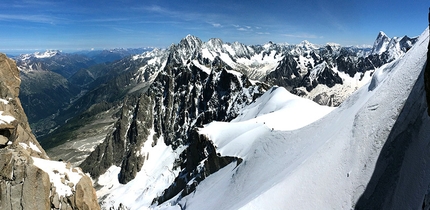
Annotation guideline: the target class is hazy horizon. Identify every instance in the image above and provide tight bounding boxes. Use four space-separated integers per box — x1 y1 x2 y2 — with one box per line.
1 0 428 54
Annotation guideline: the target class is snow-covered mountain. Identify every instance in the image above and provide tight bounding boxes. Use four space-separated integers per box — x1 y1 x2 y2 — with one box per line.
90 27 429 210
16 29 421 210
371 31 417 61
15 49 62 60
15 50 96 78
129 32 416 108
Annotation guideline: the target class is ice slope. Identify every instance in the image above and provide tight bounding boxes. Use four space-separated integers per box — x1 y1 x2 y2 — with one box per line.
169 28 429 209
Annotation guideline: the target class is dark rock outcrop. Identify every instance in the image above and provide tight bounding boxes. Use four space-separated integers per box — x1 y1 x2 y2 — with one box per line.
153 129 241 205
80 94 153 183
266 54 303 90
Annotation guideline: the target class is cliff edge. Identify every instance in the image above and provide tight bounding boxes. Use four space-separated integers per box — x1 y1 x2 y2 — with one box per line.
0 53 100 210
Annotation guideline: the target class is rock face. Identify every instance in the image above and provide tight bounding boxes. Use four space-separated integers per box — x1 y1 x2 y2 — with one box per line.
0 53 100 210
0 149 51 210
425 25 430 116
154 130 242 205
80 94 154 183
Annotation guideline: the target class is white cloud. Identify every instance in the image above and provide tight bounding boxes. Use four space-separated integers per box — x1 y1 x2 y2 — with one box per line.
0 14 55 24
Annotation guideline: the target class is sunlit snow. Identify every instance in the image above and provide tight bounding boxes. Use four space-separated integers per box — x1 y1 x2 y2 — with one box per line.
0 111 15 125
32 157 85 197
97 129 186 210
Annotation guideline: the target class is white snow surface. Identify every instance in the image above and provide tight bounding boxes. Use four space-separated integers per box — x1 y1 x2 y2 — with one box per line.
19 142 42 153
297 65 375 105
199 87 333 158
33 50 60 58
163 28 429 209
0 111 15 125
32 157 85 197
0 98 9 104
97 130 187 210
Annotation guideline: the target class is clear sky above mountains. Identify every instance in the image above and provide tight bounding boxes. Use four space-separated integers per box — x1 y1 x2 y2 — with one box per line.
0 0 428 54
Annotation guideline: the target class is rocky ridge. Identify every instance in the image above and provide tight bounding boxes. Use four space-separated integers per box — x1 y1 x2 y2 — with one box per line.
0 53 100 210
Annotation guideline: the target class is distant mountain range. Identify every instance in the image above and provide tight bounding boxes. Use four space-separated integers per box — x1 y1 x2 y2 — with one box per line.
13 33 416 136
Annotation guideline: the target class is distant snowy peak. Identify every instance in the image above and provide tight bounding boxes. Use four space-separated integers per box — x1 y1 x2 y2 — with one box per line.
34 49 61 58
128 32 418 103
159 35 287 80
179 34 204 52
372 31 391 55
371 31 417 60
16 50 61 61
298 40 320 51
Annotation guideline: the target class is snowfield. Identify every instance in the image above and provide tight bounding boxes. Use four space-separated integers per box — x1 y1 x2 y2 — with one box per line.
32 157 85 197
96 27 428 210
199 86 334 158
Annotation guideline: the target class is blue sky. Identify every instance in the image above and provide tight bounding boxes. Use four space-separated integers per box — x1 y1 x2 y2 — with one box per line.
0 0 428 54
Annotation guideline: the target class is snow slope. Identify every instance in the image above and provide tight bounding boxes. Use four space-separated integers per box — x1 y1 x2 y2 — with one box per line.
199 87 334 158
164 28 429 209
96 129 187 210
32 157 85 197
